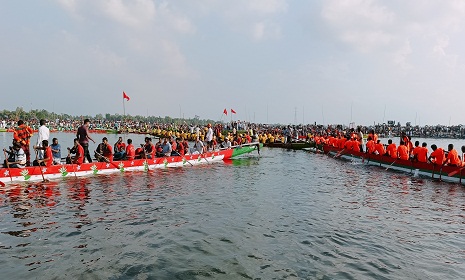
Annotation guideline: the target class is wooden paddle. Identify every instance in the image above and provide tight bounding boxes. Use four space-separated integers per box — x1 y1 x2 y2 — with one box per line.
439 163 445 181
448 166 464 177
94 151 120 169
333 148 345 158
173 151 193 166
35 150 49 182
202 153 211 164
385 158 398 170
67 149 78 178
142 146 151 171
3 150 13 182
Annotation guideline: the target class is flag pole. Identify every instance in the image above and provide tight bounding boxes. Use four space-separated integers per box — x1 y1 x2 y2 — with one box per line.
123 94 126 121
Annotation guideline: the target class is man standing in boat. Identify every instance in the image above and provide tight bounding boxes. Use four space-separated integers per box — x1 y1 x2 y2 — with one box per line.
13 120 33 166
77 119 95 163
205 123 213 151
36 119 50 160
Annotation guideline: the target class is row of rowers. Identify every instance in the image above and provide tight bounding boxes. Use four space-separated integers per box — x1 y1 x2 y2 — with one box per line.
48 132 253 166
313 132 464 167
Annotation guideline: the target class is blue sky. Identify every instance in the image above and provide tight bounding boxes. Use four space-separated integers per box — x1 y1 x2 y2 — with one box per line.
1 0 465 126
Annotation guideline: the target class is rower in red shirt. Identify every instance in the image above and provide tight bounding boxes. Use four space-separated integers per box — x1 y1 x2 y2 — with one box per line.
102 137 113 162
68 138 84 165
33 140 53 167
125 139 135 160
175 138 184 156
181 138 189 155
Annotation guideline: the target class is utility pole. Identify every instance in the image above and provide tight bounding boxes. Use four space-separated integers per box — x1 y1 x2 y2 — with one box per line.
294 107 297 125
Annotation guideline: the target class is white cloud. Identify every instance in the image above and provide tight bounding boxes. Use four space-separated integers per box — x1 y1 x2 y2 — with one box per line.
322 0 395 52
158 3 195 34
100 0 156 28
160 40 193 78
247 0 288 14
252 21 281 41
392 40 412 73
56 0 78 13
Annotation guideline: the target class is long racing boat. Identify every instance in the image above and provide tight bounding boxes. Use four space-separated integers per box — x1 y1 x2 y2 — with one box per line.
322 145 465 184
0 143 262 185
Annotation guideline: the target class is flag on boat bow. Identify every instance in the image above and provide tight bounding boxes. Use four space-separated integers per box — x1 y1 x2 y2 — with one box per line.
223 108 227 115
231 109 236 114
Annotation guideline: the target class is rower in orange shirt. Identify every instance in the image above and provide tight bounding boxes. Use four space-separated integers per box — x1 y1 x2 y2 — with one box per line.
397 141 409 160
412 141 428 162
444 144 462 166
401 133 413 154
368 129 379 144
374 140 385 155
344 137 353 150
352 138 361 152
428 144 445 165
417 142 428 163
365 136 375 154
337 136 346 149
386 139 397 158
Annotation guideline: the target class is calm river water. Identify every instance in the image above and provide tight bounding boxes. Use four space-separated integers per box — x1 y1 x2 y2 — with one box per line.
0 132 464 279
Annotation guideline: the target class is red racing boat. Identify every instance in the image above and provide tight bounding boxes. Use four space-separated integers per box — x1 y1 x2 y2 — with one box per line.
0 143 262 185
322 145 465 184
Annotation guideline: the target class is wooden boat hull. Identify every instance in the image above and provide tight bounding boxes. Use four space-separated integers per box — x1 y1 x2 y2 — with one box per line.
0 143 262 184
322 145 465 184
264 141 315 150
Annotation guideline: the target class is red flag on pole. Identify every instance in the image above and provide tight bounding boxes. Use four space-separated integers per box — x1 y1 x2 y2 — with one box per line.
223 108 227 115
123 91 130 101
231 109 236 114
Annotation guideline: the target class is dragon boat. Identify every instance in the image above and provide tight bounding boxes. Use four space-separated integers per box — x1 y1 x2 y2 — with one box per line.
0 143 262 185
322 145 465 184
